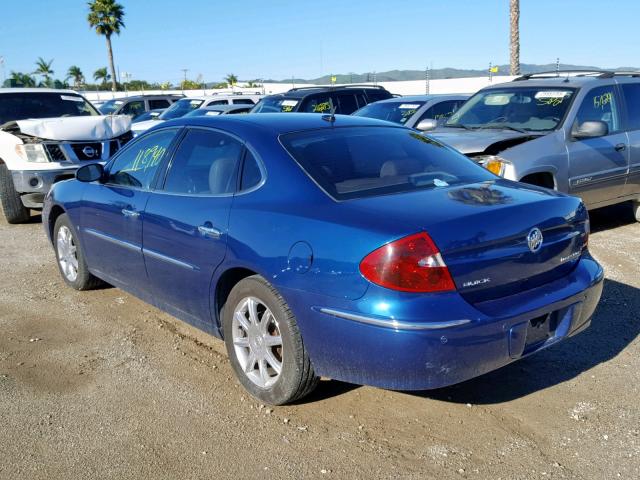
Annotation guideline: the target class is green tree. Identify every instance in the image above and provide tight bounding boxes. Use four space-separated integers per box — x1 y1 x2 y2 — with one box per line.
225 74 238 90
7 71 36 88
510 0 520 75
67 65 84 88
88 0 125 92
34 57 54 85
93 67 111 87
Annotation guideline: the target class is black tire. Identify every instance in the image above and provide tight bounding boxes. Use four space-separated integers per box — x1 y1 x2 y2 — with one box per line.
0 163 30 224
223 275 319 405
633 199 640 222
53 213 102 290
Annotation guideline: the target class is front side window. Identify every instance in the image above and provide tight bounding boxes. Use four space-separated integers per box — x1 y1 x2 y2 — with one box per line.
281 126 494 200
419 100 465 122
353 100 426 125
301 94 334 113
0 92 98 124
107 129 178 189
574 85 620 134
121 100 146 118
252 97 299 113
446 88 576 132
163 129 242 195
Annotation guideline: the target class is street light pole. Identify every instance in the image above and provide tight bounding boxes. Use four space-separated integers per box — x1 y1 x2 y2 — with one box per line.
181 68 189 93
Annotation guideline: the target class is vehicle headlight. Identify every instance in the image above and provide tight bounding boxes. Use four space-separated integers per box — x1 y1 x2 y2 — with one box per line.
473 155 510 177
15 144 50 163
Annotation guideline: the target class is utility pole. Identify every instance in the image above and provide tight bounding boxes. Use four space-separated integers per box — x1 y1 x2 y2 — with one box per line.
373 71 377 86
0 56 5 86
556 57 560 76
181 68 189 93
425 65 430 95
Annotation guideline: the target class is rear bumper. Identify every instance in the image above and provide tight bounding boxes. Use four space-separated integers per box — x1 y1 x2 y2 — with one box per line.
283 254 604 390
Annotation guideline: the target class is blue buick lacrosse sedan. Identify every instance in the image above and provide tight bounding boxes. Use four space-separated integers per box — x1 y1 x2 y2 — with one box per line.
43 113 604 404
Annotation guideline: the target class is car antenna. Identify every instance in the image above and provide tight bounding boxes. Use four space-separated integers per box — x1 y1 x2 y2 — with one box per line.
322 98 337 123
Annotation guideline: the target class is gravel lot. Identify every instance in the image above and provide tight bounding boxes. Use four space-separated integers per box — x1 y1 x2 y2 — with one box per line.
0 202 639 480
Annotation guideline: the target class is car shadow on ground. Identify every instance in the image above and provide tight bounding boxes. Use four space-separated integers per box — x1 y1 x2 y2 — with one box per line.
589 201 636 232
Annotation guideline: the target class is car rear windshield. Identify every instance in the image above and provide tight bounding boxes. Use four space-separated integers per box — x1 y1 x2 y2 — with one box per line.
251 97 298 113
0 92 98 124
159 99 204 120
353 101 426 124
280 126 494 200
445 87 575 132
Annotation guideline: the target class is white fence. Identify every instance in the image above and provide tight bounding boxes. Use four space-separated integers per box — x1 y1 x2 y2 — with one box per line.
80 75 516 102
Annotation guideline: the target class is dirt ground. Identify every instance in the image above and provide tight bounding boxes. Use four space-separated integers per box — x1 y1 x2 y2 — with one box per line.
0 202 639 480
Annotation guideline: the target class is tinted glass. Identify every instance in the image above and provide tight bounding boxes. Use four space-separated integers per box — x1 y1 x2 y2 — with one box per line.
622 83 640 130
232 98 255 105
420 100 465 122
98 99 123 114
121 100 145 117
336 94 359 114
148 99 170 109
159 99 204 120
301 94 334 113
208 100 228 106
365 90 393 102
446 88 575 131
0 92 98 124
163 129 242 195
281 127 494 200
252 96 299 113
575 86 620 133
240 150 262 191
353 100 426 124
108 129 177 189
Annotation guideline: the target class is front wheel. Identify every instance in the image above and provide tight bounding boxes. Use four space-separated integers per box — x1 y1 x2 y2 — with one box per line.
223 275 318 405
633 199 640 222
0 163 30 224
54 214 102 290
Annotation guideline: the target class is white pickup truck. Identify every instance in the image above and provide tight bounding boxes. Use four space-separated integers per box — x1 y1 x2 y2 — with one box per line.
0 88 132 224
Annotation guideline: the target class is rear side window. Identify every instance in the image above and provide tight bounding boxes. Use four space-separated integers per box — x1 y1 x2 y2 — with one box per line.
240 150 263 191
365 90 392 103
301 94 334 113
149 99 170 109
336 94 359 114
575 85 620 133
281 127 493 200
108 129 178 189
163 129 242 195
208 100 229 106
621 83 640 130
233 98 255 105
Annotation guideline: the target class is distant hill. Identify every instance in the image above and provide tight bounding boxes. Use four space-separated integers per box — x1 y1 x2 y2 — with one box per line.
262 64 639 84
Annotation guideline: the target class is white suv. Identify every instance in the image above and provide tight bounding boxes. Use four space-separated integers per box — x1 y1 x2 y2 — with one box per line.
0 88 132 224
131 94 262 136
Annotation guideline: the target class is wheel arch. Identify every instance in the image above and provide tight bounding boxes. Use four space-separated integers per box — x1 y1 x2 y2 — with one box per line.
48 205 67 241
213 266 259 337
519 170 557 190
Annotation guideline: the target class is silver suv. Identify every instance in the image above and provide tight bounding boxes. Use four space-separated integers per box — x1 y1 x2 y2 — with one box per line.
425 70 640 221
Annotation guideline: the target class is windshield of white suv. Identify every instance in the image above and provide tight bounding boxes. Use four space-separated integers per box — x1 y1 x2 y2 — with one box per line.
0 92 99 124
158 99 204 120
445 87 575 132
353 101 426 124
98 99 125 114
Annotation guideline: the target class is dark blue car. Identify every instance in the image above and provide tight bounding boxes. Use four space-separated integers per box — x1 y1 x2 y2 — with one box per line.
42 113 604 405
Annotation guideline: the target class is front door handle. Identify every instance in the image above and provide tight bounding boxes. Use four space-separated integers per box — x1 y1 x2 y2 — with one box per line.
122 208 140 218
198 223 222 239
615 143 627 152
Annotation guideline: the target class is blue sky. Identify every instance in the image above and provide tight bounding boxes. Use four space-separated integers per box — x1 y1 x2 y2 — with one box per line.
1 0 639 84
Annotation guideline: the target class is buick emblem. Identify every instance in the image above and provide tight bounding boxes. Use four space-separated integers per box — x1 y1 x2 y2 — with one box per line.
527 227 543 253
82 146 96 158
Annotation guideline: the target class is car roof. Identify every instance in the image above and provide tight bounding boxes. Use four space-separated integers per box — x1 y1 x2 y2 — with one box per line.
179 94 258 101
107 94 183 101
485 75 626 91
0 88 82 95
373 94 470 103
268 85 390 99
164 112 399 134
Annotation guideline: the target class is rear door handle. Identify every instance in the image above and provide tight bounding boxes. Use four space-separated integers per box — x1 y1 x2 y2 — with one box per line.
615 143 627 152
122 208 140 218
198 224 222 239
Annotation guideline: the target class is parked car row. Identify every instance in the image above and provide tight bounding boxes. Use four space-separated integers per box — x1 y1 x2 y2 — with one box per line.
4 71 639 405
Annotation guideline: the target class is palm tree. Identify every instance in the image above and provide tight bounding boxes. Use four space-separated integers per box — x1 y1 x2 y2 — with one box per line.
87 0 125 92
67 65 84 88
225 73 238 91
509 0 520 76
9 71 36 88
34 57 54 85
93 67 111 87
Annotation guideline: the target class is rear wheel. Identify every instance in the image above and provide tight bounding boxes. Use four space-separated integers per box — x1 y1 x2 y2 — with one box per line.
223 275 318 405
0 163 30 224
633 199 640 222
54 214 102 290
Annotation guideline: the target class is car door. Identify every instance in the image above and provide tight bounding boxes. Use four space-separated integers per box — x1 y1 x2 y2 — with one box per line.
566 85 629 206
79 128 180 293
143 127 243 324
619 82 640 198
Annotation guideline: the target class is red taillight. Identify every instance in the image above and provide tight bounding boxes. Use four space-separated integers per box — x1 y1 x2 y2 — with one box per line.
359 232 456 293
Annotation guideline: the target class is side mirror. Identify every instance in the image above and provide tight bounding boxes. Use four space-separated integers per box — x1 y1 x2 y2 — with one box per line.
572 120 608 139
415 118 439 132
76 163 104 183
